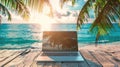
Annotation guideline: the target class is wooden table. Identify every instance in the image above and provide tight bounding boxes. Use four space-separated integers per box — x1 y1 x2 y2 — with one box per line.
0 45 120 67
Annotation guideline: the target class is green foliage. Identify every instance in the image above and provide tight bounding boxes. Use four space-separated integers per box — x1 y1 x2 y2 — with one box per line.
77 0 93 29
60 0 76 8
0 3 11 20
0 0 54 22
77 0 120 43
0 0 29 21
72 0 76 6
24 0 53 16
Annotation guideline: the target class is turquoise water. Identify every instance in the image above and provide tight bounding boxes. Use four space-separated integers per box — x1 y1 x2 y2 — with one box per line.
0 23 120 49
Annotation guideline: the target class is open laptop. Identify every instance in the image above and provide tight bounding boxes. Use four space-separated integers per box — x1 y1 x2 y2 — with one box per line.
35 31 84 62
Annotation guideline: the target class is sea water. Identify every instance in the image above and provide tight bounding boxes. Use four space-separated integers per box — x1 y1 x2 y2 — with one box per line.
0 23 120 49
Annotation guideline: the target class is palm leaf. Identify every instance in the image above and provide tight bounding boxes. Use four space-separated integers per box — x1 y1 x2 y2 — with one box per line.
0 0 29 20
77 0 94 29
24 0 53 16
90 0 120 43
0 3 11 21
76 0 120 44
60 0 76 8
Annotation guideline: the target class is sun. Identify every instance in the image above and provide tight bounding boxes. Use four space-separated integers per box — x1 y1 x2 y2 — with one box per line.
39 15 55 31
28 3 57 31
27 0 70 31
29 14 56 31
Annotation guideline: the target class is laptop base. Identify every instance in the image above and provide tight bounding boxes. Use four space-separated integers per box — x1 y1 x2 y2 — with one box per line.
35 55 84 62
40 51 80 56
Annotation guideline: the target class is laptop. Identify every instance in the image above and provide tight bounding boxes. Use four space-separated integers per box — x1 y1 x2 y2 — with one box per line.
35 31 84 62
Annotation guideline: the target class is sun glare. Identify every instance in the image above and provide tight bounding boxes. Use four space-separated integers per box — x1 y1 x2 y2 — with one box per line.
29 14 56 31
28 0 69 31
28 2 58 31
42 3 51 15
39 15 55 31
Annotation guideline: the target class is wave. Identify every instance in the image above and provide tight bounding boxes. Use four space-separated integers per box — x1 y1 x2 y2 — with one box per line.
0 44 31 50
0 23 120 49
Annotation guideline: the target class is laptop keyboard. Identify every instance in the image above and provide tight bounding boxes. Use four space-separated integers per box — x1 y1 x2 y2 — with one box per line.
41 52 79 56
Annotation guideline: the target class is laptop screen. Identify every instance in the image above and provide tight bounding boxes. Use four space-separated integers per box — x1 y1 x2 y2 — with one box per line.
42 31 78 51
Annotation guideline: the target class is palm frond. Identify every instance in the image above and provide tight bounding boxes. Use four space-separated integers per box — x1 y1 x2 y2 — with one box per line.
90 0 120 42
77 0 94 29
0 3 11 21
25 0 53 16
72 0 76 6
16 0 29 20
0 0 29 20
60 0 76 8
76 0 120 44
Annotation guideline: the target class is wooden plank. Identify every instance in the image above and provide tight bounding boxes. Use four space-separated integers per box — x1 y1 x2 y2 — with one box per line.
0 50 17 66
3 49 120 67
102 45 120 53
0 50 5 54
31 62 38 67
17 50 40 67
0 50 6 61
90 51 115 67
17 62 24 67
6 50 40 67
109 52 120 62
5 49 32 67
99 51 120 67
0 50 15 62
0 50 22 67
80 49 102 67
23 51 40 67
4 54 25 67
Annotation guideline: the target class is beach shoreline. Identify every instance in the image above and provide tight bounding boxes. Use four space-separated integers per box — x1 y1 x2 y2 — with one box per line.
0 41 120 50
31 42 120 50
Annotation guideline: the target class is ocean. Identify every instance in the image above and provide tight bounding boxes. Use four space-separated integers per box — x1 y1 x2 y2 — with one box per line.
0 23 120 49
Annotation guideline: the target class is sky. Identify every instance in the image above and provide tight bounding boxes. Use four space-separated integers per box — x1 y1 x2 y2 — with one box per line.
2 0 93 24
